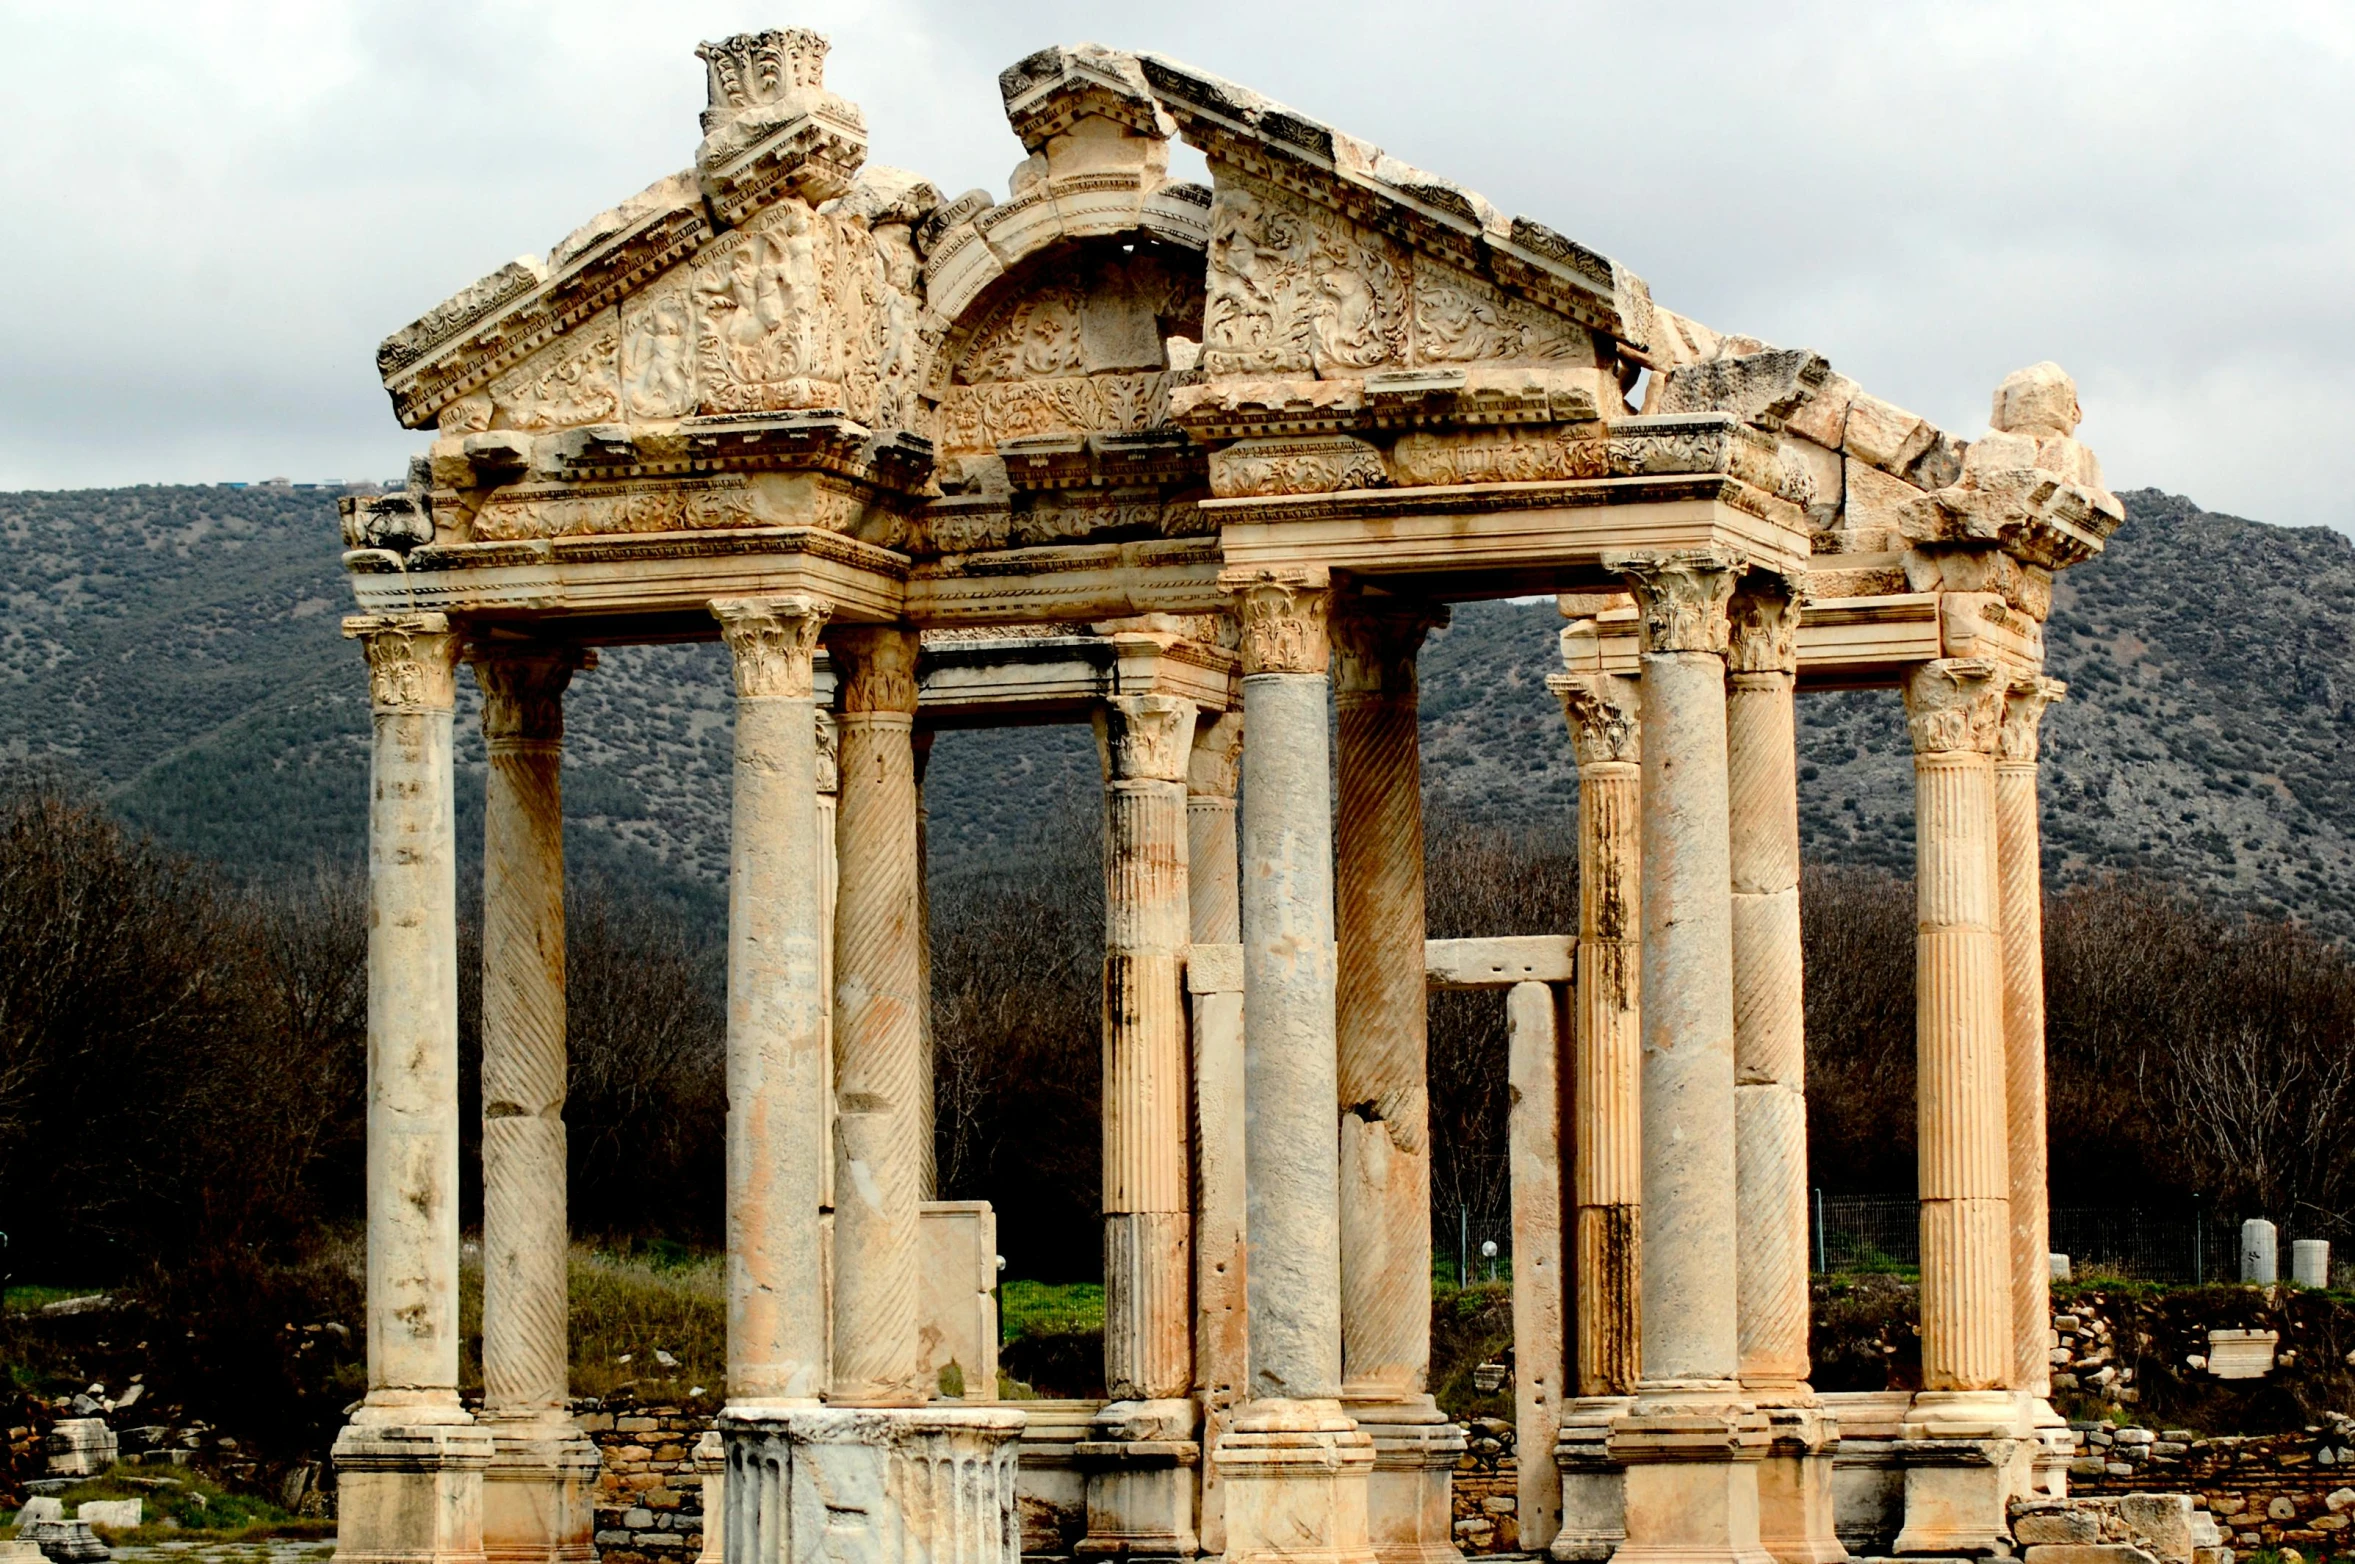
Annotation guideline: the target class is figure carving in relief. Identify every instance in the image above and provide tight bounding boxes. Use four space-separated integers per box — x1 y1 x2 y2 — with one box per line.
1415 271 1585 364
1311 230 1403 370
963 286 1087 383
491 317 621 431
622 293 694 418
871 232 923 429
1205 186 1316 373
694 204 838 407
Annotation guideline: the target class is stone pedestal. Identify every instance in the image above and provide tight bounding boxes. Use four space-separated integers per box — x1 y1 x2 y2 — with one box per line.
1079 1401 1201 1561
1891 1394 2032 1558
1607 1412 1775 1564
1552 1398 1632 1564
693 1431 725 1564
1754 1409 1843 1564
333 1422 498 1564
1353 1405 1465 1564
479 1422 600 1564
1215 1401 1379 1564
720 1405 1023 1564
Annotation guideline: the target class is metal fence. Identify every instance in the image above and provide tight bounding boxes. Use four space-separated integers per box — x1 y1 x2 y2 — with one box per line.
1809 1192 2332 1284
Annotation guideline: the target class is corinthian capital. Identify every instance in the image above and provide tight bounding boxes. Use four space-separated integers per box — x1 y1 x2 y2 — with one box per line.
1221 567 1332 676
1331 598 1448 699
345 613 459 713
1097 694 1198 784
1606 548 1745 657
1998 676 2067 766
829 624 921 714
711 595 831 699
1903 658 2005 756
1726 573 1802 676
471 645 592 743
1549 672 1642 767
1188 710 1245 800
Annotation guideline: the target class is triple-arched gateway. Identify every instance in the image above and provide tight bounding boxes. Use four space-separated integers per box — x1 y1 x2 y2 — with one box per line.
332 30 2123 1564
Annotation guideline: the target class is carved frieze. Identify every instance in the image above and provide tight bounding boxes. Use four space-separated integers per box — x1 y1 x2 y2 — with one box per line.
487 311 623 432
1388 414 1788 493
937 372 1177 454
1203 178 1406 377
1902 658 2004 756
1412 260 1594 366
711 595 831 699
1208 435 1386 498
471 475 865 542
620 277 698 420
694 202 845 412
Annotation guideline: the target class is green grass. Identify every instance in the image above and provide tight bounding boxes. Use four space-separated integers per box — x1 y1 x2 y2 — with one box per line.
1 1285 107 1312
999 1279 1103 1339
558 1245 726 1400
3 1463 331 1543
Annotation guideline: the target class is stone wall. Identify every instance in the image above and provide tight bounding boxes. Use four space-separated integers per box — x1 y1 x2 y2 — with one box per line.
571 1396 715 1564
2065 1417 2355 1553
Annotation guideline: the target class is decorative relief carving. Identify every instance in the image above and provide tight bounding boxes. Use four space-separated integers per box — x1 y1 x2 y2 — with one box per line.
621 279 697 419
1726 577 1802 676
1098 693 1197 783
1208 435 1386 498
815 709 840 793
475 477 744 540
694 202 844 412
1204 179 1405 377
345 613 460 713
1549 671 1642 768
697 28 831 130
1998 676 2066 765
936 372 1177 453
1412 263 1593 365
829 625 921 713
1221 567 1331 677
711 595 831 699
1330 603 1443 697
488 312 622 431
471 647 588 741
1608 549 1744 657
1387 417 1783 491
1187 709 1246 799
1903 658 2004 756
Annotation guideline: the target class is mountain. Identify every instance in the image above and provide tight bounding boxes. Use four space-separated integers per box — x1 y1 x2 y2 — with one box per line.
3 485 2350 933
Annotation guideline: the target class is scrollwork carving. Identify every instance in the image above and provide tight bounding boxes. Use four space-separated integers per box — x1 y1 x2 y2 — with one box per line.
711 595 831 699
1903 658 2005 756
1998 676 2066 765
1549 671 1642 768
1209 435 1387 498
489 313 621 431
1204 180 1404 377
346 613 460 713
1413 265 1591 364
1609 549 1744 657
1098 694 1196 784
829 624 921 713
1221 568 1331 677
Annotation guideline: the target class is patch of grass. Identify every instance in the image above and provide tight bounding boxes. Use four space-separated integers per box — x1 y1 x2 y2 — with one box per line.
1000 1280 1103 1339
562 1245 725 1401
1 1285 107 1313
4 1462 330 1542
998 1280 1104 1400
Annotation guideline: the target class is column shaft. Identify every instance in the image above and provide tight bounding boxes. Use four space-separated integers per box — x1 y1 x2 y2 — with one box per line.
1905 659 2012 1393
1333 609 1440 1404
1188 711 1245 947
1727 587 1810 1395
352 613 466 1411
828 625 927 1406
477 650 583 1419
713 599 833 1404
1507 981 1566 1550
1187 710 1247 1559
1098 694 1198 1403
1999 681 2063 1398
1552 663 1644 1398
916 731 937 1203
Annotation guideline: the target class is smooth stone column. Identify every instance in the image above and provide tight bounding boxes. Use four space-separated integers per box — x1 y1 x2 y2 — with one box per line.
1725 585 1844 1564
712 597 834 1408
828 624 928 1408
1895 658 2027 1558
1549 639 1643 1564
1081 693 1202 1561
1600 552 1772 1564
1334 605 1464 1564
334 612 494 1564
1217 567 1376 1564
1188 711 1248 1558
1507 981 1567 1554
472 646 600 1564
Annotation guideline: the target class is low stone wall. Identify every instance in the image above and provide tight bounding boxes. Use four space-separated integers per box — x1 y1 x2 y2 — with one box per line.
2065 1416 2355 1552
572 1396 715 1564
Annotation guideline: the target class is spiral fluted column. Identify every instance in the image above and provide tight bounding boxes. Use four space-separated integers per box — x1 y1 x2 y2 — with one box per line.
1998 679 2064 1399
828 625 927 1407
712 598 833 1405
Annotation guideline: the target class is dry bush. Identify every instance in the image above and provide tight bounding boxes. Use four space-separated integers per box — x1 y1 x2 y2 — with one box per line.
1800 865 1919 1194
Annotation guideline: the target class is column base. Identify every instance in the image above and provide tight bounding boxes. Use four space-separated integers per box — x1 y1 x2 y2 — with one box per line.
1551 1396 1631 1564
1756 1406 1848 1564
1213 1398 1377 1564
1078 1399 1201 1561
1346 1397 1466 1564
2026 1399 2072 1501
479 1415 599 1564
1606 1393 1776 1564
721 1403 1023 1564
332 1417 497 1564
1891 1393 2033 1558
691 1429 724 1564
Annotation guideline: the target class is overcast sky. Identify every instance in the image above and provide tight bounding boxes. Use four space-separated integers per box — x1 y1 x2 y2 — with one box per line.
3 2 2349 530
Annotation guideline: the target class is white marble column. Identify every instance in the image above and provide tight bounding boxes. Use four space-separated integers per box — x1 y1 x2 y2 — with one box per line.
1187 710 1247 1559
711 598 834 1407
1998 679 2063 1404
333 612 494 1564
1725 586 1844 1564
827 624 927 1408
1333 604 1463 1564
1216 567 1376 1564
1893 656 2028 1559
1082 693 1201 1559
472 645 599 1564
1600 551 1772 1564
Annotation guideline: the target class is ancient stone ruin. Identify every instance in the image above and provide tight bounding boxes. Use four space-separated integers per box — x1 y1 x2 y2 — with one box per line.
331 29 2125 1564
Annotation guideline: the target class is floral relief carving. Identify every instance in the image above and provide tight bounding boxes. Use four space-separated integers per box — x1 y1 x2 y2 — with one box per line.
1205 180 1403 377
1726 580 1801 675
1998 676 2066 765
1208 436 1387 498
345 613 460 712
711 595 831 699
1413 265 1591 365
1550 672 1642 767
472 649 585 741
1099 694 1196 784
830 625 921 713
1223 570 1331 676
693 201 846 412
1903 658 2005 756
489 312 622 431
1610 549 1743 657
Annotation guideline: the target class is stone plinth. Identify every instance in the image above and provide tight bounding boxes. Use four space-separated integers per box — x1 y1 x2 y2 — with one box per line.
1076 1401 1200 1561
719 1406 1022 1564
1892 1393 2033 1557
1553 1398 1633 1564
333 1421 497 1564
1755 1408 1844 1564
481 1424 600 1564
44 1418 117 1478
1607 1411 1775 1564
1215 1401 1379 1564
1355 1405 1466 1564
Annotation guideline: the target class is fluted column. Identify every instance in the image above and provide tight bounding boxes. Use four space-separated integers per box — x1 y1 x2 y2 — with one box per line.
828 624 927 1407
1550 651 1643 1401
1903 658 2012 1395
1726 582 1810 1397
1333 605 1442 1406
1097 693 1199 1406
334 611 493 1564
712 598 833 1405
1998 679 2064 1399
1216 566 1376 1564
